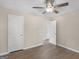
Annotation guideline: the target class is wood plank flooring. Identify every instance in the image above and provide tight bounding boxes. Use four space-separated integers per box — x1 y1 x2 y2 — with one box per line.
0 43 79 59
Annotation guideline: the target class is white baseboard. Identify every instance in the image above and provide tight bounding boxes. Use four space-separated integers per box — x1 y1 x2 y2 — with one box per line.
23 43 43 50
0 52 9 56
57 44 79 53
0 43 43 56
49 40 56 45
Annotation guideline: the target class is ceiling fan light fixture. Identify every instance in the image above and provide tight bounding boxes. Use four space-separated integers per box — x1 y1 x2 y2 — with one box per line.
32 0 69 14
46 2 54 12
46 7 54 12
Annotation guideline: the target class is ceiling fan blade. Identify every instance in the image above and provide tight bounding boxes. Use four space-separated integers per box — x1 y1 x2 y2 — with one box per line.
56 2 69 7
54 10 59 14
42 11 47 14
32 7 45 9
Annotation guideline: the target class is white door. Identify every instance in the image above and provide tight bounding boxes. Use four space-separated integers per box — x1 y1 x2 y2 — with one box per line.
8 14 24 52
47 20 56 45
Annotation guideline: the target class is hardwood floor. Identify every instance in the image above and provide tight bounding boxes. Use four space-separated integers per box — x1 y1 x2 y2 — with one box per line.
0 43 79 59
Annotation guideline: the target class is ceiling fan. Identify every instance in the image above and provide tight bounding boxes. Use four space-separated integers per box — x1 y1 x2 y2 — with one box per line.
32 0 69 14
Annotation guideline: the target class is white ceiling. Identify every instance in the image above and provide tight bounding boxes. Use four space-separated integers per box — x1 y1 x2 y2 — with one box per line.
0 0 79 17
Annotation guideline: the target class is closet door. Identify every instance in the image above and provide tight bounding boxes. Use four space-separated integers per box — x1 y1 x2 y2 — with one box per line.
8 14 24 52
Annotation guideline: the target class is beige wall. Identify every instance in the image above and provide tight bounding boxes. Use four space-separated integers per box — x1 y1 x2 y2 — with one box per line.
24 13 49 48
57 10 79 51
0 8 8 53
0 7 49 53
